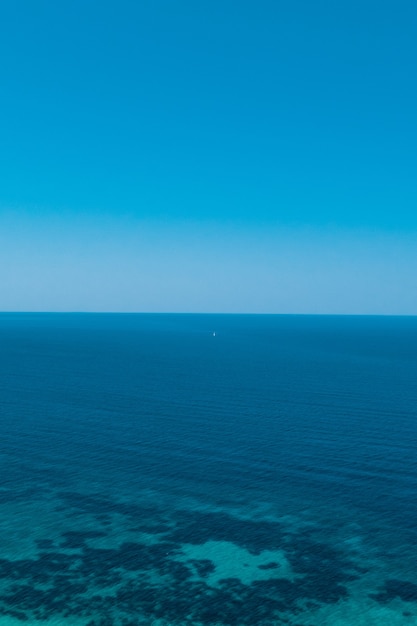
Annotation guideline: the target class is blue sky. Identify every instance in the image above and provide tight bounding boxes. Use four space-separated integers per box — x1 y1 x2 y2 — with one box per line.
0 0 416 313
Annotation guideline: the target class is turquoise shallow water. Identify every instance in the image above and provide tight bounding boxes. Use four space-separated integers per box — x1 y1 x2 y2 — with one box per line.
0 313 417 625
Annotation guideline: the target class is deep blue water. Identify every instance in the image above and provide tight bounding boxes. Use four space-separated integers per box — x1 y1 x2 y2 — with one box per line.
0 313 416 626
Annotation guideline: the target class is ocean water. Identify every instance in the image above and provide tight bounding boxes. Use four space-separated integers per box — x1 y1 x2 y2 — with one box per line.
0 313 416 626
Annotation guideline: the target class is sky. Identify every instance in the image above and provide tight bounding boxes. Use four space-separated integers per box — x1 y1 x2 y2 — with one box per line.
0 0 416 313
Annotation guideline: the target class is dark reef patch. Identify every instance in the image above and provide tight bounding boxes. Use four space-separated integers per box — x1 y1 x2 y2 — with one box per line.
188 558 216 577
258 561 280 570
370 579 417 604
283 536 356 605
60 530 107 549
166 509 284 554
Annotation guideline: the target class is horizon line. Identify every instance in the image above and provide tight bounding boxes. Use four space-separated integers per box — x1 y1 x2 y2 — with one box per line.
0 311 416 318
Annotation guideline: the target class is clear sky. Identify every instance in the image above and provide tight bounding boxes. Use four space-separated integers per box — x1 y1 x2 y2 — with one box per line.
0 0 416 313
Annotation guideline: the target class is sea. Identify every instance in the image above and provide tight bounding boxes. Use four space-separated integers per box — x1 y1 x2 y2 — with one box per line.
0 313 416 626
